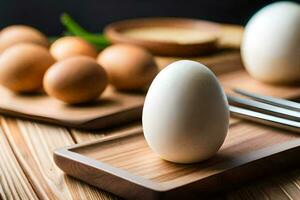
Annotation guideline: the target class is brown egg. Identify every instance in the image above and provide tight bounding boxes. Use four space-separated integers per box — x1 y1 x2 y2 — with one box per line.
0 43 55 93
50 36 98 60
44 56 108 104
97 44 158 91
0 25 49 53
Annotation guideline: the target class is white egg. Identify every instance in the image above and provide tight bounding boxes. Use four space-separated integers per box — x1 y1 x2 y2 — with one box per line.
142 60 229 164
241 1 300 84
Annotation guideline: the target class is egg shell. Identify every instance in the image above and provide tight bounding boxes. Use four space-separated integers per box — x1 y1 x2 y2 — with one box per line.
0 43 55 93
43 56 108 104
50 36 98 61
97 44 158 90
142 60 229 164
241 1 300 84
0 25 49 53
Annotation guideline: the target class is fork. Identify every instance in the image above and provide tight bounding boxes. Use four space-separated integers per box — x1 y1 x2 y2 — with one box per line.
227 89 300 133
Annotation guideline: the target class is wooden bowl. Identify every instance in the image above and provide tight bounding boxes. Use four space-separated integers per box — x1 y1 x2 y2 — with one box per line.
104 18 221 57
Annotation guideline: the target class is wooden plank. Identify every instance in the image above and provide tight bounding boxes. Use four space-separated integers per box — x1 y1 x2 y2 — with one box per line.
227 185 268 200
226 169 300 200
0 117 118 200
0 126 38 200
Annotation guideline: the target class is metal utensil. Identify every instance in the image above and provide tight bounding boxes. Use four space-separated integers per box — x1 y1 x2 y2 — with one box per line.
234 88 300 112
228 89 300 133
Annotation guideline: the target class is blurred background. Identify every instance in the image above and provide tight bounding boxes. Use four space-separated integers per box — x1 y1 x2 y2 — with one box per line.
0 0 290 35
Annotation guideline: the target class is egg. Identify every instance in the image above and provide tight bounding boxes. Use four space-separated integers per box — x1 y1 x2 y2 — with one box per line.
142 60 229 164
241 1 300 84
44 56 108 104
97 44 158 91
0 43 55 93
0 25 49 53
50 36 98 61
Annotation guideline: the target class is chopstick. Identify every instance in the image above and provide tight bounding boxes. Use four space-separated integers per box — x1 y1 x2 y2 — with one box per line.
227 95 300 122
228 89 300 133
229 105 300 133
233 88 300 112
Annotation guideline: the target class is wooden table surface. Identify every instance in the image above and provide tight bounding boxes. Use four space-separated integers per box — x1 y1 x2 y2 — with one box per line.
1 118 300 200
1 25 300 200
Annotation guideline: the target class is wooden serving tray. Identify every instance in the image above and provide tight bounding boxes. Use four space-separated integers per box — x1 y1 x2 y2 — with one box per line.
0 86 144 130
54 121 300 200
54 70 300 199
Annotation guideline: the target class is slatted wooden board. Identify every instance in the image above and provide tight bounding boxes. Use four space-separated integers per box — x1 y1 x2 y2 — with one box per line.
54 69 300 200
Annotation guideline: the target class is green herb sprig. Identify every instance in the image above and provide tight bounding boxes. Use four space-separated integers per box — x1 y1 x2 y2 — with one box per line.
60 13 110 50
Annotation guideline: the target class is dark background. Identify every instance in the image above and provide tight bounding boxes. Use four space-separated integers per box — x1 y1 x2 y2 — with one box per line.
0 0 297 36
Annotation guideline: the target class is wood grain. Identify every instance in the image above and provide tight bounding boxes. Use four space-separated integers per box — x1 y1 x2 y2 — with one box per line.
0 126 38 200
0 117 118 200
71 121 142 143
227 170 300 200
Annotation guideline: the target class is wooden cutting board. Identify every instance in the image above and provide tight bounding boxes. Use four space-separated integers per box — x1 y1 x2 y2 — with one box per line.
0 86 144 130
0 51 240 130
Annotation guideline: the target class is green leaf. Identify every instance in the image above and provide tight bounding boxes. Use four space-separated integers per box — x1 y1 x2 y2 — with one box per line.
60 13 88 35
60 13 111 49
